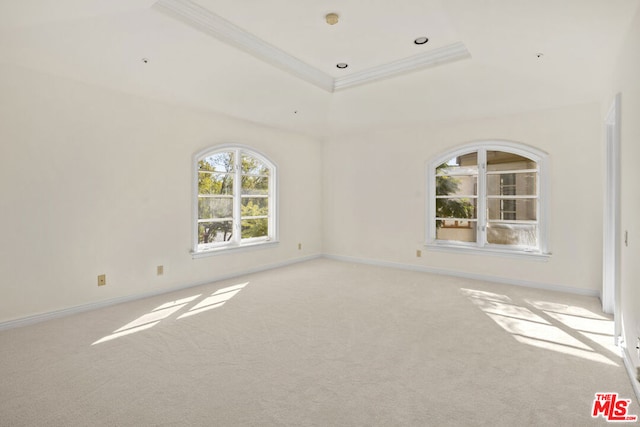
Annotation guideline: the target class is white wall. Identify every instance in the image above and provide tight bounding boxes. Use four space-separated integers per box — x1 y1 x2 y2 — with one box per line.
0 64 323 324
611 7 640 371
323 102 603 293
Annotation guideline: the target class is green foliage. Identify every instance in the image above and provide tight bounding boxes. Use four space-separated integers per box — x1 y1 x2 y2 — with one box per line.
240 154 269 239
435 169 459 197
241 201 268 238
198 155 234 244
435 163 474 227
198 222 232 244
197 152 271 244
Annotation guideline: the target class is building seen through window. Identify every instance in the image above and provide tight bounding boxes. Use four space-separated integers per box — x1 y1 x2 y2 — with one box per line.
430 142 546 254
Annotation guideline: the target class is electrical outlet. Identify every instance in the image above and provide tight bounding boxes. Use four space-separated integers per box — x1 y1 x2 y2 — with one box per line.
416 249 422 257
97 274 106 286
298 243 302 250
157 265 164 276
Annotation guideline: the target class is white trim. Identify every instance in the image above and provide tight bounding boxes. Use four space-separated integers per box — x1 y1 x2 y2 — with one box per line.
0 253 601 332
191 239 279 258
485 195 537 200
153 0 334 92
333 42 471 91
622 346 640 405
425 242 551 260
324 254 597 296
477 148 487 247
486 168 538 175
1 253 598 331
603 93 621 320
193 144 278 255
153 0 470 92
0 254 321 331
426 140 550 255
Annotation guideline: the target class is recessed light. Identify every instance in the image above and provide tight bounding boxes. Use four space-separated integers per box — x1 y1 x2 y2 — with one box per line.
141 58 150 63
336 63 348 69
414 37 429 45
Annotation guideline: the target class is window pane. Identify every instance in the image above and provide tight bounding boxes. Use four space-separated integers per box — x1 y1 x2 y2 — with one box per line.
436 197 477 220
198 172 234 195
435 152 478 245
487 222 537 247
487 151 536 172
241 154 270 176
487 172 536 196
199 152 234 173
436 175 477 197
242 176 269 195
487 198 537 221
436 221 477 242
198 221 233 244
436 152 478 176
241 218 268 239
241 197 268 216
198 197 233 219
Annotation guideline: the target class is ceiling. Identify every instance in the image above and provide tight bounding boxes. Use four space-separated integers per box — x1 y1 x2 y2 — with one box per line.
0 0 638 138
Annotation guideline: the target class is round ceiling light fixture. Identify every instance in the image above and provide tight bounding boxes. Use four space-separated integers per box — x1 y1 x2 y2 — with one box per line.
414 37 429 45
336 63 348 69
326 13 339 25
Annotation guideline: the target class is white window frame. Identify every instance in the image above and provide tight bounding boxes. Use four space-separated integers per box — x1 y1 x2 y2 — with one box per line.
426 141 550 259
192 144 278 257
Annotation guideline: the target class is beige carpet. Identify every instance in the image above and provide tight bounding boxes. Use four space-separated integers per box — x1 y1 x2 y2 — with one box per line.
0 258 637 426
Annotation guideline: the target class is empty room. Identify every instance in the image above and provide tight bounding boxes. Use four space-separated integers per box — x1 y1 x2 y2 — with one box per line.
1 0 640 425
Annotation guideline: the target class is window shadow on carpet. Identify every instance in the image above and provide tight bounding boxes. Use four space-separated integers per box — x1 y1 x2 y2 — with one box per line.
92 282 248 345
461 288 619 366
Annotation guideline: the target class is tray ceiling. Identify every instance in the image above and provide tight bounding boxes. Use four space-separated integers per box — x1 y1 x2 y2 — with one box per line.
0 0 638 137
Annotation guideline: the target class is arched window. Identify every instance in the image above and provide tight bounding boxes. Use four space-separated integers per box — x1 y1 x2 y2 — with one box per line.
193 145 277 255
426 141 549 256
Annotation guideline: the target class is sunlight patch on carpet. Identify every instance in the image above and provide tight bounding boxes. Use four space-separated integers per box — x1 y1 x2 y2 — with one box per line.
461 288 619 366
92 283 248 345
92 321 160 345
178 283 247 319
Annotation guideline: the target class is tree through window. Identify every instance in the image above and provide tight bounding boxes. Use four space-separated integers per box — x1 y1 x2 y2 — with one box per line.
195 146 276 253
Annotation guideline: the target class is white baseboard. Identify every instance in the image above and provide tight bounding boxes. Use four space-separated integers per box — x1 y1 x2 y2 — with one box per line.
622 346 640 405
0 254 321 331
0 252 600 331
323 254 600 297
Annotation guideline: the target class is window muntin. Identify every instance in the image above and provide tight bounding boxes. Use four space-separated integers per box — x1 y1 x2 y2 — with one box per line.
428 142 548 254
195 147 276 253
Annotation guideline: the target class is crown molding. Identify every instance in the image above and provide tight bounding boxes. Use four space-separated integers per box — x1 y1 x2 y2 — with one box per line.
333 42 471 91
153 0 471 93
153 0 335 92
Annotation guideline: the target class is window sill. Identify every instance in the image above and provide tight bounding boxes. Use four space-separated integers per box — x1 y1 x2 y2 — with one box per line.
425 242 551 261
191 239 279 259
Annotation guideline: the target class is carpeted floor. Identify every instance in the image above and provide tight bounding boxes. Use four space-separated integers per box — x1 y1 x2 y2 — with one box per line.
0 258 637 426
